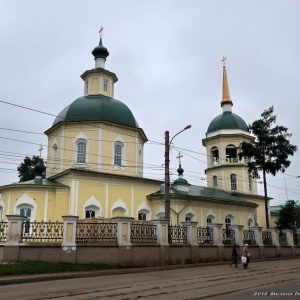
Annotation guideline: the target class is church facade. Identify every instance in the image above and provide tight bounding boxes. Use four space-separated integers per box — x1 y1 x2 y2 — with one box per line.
0 33 270 230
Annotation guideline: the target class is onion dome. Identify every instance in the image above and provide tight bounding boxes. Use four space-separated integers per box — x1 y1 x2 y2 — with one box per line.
34 160 46 177
92 38 109 60
173 164 189 192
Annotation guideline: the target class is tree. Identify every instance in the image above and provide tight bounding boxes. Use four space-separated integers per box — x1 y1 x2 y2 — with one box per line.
17 156 45 182
238 106 297 228
275 200 300 230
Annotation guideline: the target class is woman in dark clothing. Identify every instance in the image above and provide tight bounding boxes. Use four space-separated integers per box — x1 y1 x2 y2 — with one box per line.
230 244 238 268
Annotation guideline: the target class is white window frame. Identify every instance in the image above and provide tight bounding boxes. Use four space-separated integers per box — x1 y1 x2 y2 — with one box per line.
230 173 237 190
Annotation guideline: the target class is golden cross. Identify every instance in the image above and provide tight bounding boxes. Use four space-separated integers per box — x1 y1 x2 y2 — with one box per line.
176 152 183 164
38 144 43 157
99 26 104 38
221 56 227 66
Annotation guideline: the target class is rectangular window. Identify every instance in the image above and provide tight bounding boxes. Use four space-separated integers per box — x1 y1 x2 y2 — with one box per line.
249 175 253 191
114 144 122 166
77 143 86 163
213 175 218 187
230 174 237 190
103 80 108 92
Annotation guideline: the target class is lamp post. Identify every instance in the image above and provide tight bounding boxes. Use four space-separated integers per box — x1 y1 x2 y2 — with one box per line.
164 125 191 222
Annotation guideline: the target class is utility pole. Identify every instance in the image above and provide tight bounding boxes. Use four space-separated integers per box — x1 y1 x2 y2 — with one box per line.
165 131 170 221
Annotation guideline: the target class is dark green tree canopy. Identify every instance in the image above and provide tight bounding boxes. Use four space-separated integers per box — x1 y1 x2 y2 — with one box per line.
17 156 45 182
275 200 300 230
239 106 297 179
238 106 297 228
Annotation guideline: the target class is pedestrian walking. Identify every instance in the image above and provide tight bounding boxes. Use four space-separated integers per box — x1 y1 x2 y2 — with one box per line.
242 243 249 269
230 244 238 268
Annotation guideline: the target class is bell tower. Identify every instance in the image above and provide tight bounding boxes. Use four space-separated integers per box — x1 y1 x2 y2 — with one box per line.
202 58 257 195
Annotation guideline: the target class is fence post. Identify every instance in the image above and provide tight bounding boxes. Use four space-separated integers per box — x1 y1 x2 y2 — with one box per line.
62 215 78 247
3 215 27 261
282 229 294 246
181 221 198 246
151 219 169 246
230 225 244 245
249 226 263 246
268 228 280 246
112 217 134 246
209 223 223 245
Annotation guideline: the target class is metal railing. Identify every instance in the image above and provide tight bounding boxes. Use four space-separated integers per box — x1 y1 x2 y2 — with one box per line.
222 229 235 244
197 227 213 244
279 232 288 246
169 225 187 244
243 229 256 245
21 221 64 243
76 222 117 244
130 223 157 243
262 230 272 245
0 222 8 242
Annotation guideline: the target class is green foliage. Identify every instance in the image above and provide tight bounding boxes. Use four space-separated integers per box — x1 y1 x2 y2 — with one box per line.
275 200 300 230
17 155 45 182
238 106 297 179
0 261 122 276
238 106 297 228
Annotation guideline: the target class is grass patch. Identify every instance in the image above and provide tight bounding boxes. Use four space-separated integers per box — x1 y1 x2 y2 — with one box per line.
0 261 122 276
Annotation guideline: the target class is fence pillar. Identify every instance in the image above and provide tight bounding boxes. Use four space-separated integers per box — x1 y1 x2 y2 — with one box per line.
268 228 280 246
112 217 134 246
62 215 78 247
209 223 223 246
151 219 170 246
230 225 244 245
282 229 294 246
249 226 263 246
3 215 27 261
181 221 199 246
5 215 27 245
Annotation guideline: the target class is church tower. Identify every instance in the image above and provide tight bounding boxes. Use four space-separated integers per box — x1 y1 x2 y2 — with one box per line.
202 58 258 195
45 29 147 178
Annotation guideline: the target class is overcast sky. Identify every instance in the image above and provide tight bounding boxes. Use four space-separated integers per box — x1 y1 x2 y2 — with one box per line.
0 0 299 206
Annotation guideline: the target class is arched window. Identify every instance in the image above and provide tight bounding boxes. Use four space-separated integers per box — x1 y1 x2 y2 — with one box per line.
230 173 237 190
226 145 238 163
210 147 219 165
77 141 87 163
85 209 95 219
248 174 253 191
114 143 123 166
112 207 125 217
248 218 254 227
51 143 58 173
20 207 31 218
156 212 165 220
207 215 215 224
185 213 195 222
0 206 3 221
138 212 147 220
212 175 218 187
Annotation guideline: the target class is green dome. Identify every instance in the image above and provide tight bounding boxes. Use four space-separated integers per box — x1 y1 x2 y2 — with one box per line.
52 95 139 128
207 111 248 134
92 38 109 59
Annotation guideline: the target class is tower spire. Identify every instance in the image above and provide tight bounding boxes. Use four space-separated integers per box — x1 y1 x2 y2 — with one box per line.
221 57 233 112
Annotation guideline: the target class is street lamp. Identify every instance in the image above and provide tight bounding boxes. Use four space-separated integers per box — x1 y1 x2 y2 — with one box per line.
164 125 191 222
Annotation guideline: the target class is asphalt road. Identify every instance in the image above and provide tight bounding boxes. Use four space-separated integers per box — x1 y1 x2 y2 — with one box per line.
1 258 300 299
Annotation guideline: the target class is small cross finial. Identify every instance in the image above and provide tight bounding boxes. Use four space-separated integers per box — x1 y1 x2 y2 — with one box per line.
221 56 227 66
99 26 104 38
38 144 43 157
176 152 183 165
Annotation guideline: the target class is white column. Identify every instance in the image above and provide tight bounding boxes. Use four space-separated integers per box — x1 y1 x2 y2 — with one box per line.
282 229 294 246
181 221 199 246
230 225 244 245
249 226 263 246
112 217 134 246
6 215 27 245
209 223 223 245
151 219 169 246
62 215 78 247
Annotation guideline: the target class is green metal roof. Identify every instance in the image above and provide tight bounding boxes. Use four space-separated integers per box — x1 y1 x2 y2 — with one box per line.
207 111 248 134
52 95 139 128
148 184 256 206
